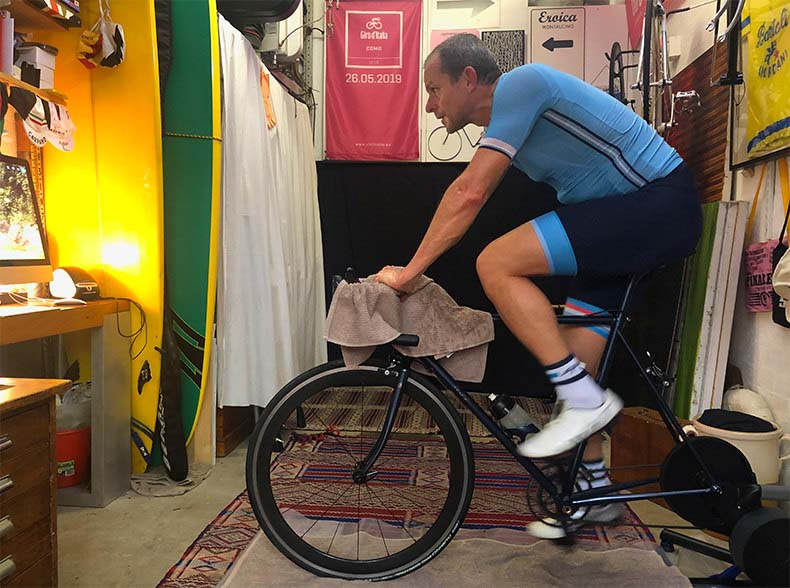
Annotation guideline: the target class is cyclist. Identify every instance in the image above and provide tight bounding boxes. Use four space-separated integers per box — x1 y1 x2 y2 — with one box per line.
375 33 702 533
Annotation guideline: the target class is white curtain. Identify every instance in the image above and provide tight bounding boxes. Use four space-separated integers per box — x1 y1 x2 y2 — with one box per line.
217 16 326 408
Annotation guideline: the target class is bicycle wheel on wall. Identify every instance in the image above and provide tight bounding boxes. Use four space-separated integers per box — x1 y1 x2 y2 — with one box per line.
640 0 671 130
246 360 475 580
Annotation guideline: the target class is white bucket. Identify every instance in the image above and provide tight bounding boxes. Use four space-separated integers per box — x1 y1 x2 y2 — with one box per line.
684 418 790 485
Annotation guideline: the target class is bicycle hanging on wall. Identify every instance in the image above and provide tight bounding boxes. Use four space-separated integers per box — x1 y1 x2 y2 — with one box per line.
607 0 745 135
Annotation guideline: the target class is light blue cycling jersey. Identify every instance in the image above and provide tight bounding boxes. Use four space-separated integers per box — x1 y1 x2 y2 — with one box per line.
479 64 682 204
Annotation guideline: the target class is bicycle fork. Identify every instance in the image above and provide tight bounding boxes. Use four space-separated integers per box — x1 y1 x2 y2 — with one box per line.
351 358 410 483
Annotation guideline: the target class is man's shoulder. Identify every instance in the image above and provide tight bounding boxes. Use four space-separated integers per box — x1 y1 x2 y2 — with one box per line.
496 64 554 97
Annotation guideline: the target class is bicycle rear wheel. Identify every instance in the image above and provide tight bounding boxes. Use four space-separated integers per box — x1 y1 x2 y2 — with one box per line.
246 360 475 581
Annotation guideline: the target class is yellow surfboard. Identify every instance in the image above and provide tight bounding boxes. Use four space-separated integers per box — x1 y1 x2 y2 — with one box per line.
40 0 166 474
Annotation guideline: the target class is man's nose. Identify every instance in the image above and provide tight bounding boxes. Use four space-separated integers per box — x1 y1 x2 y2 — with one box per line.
425 98 435 113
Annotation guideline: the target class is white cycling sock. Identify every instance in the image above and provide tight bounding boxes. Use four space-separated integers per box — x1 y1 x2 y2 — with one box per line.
577 459 611 490
545 355 605 409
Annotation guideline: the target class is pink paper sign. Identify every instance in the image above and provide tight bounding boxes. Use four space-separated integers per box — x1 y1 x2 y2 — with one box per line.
744 239 779 312
429 29 480 52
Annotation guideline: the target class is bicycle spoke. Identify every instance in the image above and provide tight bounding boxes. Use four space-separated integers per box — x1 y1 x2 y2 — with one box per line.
280 479 352 517
326 517 343 557
363 482 421 544
301 405 359 466
366 484 444 523
273 483 349 504
368 485 392 557
298 482 356 541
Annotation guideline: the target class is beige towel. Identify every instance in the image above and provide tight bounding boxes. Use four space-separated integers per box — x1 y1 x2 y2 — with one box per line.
324 275 494 382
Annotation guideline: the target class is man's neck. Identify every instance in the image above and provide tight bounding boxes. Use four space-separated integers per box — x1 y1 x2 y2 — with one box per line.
468 78 499 127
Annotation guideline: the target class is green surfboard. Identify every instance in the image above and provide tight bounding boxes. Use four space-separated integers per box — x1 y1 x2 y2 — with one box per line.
161 0 221 446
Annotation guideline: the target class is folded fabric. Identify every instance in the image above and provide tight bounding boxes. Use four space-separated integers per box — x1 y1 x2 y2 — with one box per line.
325 274 494 382
46 102 75 152
8 87 50 147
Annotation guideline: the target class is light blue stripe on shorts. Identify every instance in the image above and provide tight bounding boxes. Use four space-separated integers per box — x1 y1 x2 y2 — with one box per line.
564 297 611 339
530 211 578 275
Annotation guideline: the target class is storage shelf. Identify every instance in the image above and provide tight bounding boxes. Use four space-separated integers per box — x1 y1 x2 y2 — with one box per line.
0 71 67 105
7 0 76 33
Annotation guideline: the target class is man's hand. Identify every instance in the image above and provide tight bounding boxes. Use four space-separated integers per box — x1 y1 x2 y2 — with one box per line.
374 266 420 294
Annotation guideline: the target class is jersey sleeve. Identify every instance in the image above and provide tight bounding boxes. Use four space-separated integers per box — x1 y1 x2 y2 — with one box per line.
479 65 554 159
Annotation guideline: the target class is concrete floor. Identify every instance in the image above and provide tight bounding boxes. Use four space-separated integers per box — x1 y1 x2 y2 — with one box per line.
58 440 732 587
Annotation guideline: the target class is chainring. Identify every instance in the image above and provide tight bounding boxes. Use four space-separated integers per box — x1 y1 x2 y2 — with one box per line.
527 463 593 527
660 436 756 535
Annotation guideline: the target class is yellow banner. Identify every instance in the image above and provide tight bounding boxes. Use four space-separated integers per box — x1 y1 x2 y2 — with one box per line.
745 0 790 157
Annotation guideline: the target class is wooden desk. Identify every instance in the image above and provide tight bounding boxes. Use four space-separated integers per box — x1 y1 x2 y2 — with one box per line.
0 300 131 508
0 377 70 587
0 300 129 345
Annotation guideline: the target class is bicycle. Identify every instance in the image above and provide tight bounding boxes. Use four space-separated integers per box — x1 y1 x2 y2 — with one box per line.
427 125 483 162
246 270 787 583
608 0 743 135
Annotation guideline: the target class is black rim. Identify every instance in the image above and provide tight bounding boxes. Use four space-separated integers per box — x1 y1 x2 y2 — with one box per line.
246 365 472 579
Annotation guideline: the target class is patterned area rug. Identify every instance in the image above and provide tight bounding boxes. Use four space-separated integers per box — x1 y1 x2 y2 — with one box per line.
158 440 655 587
289 386 555 437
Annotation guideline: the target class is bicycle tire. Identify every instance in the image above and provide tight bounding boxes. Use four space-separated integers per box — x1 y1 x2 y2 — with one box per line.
608 41 626 104
246 360 475 581
641 0 654 124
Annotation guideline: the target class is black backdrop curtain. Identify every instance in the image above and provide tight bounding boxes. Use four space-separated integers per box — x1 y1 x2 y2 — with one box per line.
316 161 684 403
317 161 566 398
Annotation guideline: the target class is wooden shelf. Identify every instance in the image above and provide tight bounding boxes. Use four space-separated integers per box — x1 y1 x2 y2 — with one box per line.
7 0 71 33
0 71 67 105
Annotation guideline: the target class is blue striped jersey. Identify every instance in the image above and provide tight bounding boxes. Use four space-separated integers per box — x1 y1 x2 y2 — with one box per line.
479 64 682 204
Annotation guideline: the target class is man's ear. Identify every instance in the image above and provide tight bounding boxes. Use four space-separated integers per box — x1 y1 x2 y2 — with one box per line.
462 65 479 90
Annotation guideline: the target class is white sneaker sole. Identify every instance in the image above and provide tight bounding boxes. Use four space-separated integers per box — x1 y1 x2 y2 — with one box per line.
516 390 623 458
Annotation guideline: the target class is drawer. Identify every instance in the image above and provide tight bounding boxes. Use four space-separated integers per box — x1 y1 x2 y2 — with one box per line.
0 443 50 504
0 481 50 537
0 517 50 576
0 403 49 462
4 549 54 587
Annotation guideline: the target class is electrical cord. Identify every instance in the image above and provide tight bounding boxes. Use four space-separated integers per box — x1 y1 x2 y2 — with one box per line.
5 290 30 304
101 296 148 360
278 4 329 49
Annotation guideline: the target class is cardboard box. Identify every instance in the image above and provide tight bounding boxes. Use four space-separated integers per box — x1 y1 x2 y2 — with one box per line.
38 65 54 89
16 45 57 70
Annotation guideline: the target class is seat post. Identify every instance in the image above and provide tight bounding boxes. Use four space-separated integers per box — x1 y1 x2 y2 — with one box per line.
595 273 645 386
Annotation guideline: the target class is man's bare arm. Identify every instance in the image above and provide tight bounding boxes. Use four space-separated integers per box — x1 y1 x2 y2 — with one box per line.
377 148 512 290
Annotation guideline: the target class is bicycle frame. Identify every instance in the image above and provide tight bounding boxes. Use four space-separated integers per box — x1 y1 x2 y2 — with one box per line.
352 274 722 520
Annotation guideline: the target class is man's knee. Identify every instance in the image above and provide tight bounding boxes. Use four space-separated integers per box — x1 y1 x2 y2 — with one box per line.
476 244 503 287
477 238 546 286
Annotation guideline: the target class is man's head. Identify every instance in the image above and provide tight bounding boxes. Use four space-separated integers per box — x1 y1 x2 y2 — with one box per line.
424 34 501 133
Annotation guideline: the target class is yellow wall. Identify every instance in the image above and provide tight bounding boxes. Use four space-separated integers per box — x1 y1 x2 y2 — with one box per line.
38 1 164 473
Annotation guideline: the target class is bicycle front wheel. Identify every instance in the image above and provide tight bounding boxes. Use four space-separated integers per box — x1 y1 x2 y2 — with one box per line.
246 361 475 581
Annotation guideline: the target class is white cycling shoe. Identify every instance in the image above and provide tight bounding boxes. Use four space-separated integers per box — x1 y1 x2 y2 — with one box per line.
526 502 626 540
517 389 623 458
